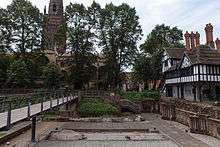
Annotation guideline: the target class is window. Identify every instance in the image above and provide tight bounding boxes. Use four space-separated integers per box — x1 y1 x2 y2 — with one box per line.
165 60 168 67
53 4 57 12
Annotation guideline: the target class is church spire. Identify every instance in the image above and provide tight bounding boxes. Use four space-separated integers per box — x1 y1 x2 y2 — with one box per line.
45 0 66 54
48 0 63 16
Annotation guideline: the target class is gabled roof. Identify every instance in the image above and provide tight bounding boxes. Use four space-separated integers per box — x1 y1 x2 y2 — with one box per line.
165 48 186 59
165 45 220 72
186 45 220 65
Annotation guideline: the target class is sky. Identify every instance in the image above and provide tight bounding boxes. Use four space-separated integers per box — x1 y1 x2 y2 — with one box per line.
0 0 220 45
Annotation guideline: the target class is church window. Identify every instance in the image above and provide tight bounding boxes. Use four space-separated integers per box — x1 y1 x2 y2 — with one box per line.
53 4 57 12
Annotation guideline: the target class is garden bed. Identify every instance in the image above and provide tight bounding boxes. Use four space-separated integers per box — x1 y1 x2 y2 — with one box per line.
78 99 120 117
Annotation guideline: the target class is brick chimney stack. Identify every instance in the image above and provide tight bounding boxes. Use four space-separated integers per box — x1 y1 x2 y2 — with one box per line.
216 38 220 52
190 32 196 49
184 31 191 49
205 23 215 48
195 32 200 47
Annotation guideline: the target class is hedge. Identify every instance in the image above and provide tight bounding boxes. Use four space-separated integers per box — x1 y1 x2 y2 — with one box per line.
119 90 160 102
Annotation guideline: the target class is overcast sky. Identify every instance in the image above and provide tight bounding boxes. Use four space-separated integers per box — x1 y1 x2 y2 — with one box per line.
1 0 220 45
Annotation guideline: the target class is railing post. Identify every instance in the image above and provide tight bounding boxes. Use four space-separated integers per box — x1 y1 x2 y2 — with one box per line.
31 116 36 142
50 93 53 109
78 91 81 104
41 93 44 112
27 96 31 118
57 92 59 106
6 100 11 130
62 91 64 103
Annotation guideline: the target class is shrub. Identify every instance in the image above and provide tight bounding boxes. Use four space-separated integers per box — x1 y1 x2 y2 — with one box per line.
42 63 62 88
79 98 119 117
7 60 31 87
119 90 160 102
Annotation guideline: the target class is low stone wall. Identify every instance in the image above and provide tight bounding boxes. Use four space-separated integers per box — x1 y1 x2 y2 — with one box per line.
160 97 220 139
135 100 160 113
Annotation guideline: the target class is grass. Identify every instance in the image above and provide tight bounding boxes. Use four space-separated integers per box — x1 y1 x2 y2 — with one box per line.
119 90 160 102
0 132 5 138
78 98 119 117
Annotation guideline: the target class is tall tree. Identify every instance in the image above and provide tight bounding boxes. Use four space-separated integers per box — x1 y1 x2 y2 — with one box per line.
133 24 183 90
65 3 97 89
98 3 142 88
0 8 12 53
6 0 43 54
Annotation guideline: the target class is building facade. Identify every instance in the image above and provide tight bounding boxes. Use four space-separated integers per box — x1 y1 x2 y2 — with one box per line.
162 23 220 101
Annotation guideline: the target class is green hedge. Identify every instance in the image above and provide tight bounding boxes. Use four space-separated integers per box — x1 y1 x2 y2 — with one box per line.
79 99 119 117
119 90 160 102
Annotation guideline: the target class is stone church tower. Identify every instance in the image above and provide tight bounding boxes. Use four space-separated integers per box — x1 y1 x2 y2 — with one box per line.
45 0 66 55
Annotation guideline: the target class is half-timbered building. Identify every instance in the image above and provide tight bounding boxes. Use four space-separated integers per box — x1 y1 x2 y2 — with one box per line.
162 24 220 101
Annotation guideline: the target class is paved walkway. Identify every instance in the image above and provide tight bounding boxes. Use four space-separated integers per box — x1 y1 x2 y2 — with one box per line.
1 113 219 147
61 114 210 147
0 96 75 129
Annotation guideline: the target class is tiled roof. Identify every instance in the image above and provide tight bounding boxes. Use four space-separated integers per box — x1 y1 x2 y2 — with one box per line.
165 48 186 59
186 45 220 65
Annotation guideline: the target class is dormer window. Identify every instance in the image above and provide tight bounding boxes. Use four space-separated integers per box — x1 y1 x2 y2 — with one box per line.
53 4 57 12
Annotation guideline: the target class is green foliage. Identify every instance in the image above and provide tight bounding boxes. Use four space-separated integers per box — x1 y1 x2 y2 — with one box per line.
140 24 184 55
0 0 43 54
99 3 142 88
0 132 5 138
119 91 160 102
42 63 62 88
7 60 31 87
79 98 119 117
65 3 98 89
133 24 184 88
0 54 11 82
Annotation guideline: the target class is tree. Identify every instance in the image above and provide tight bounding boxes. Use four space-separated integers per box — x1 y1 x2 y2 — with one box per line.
7 60 31 87
133 24 184 90
6 0 43 54
42 63 62 88
0 54 11 83
98 3 142 88
0 8 12 53
65 3 97 89
140 24 184 55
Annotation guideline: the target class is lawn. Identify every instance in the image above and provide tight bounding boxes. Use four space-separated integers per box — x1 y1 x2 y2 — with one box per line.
78 98 119 117
119 90 160 102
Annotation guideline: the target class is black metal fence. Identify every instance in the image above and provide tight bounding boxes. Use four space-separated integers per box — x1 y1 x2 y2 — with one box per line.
0 90 79 130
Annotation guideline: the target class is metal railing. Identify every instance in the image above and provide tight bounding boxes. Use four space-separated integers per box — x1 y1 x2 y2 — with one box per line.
0 90 79 130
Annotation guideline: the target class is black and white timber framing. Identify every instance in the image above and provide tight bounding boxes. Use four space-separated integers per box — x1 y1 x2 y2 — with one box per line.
162 46 220 102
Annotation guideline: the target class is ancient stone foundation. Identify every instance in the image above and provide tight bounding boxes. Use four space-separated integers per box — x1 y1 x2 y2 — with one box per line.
160 97 220 139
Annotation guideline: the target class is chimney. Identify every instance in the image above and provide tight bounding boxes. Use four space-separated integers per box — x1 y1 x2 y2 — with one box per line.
190 32 196 49
205 23 215 48
216 38 220 52
195 32 200 47
184 31 191 49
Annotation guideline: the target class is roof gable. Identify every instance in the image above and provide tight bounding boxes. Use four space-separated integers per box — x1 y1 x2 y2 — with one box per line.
165 48 186 59
180 54 192 68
